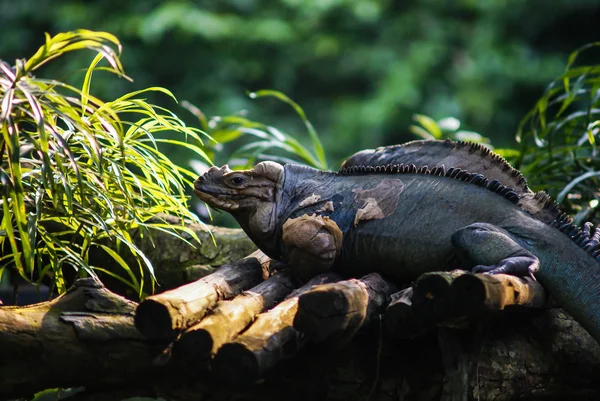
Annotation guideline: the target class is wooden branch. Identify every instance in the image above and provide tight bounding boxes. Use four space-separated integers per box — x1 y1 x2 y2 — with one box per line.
451 273 548 315
211 272 342 384
0 277 166 399
134 250 268 339
411 270 467 325
400 271 548 330
174 269 297 361
383 287 429 339
293 273 397 344
1 262 600 400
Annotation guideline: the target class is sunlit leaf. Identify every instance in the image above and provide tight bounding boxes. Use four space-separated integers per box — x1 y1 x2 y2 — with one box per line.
0 30 213 298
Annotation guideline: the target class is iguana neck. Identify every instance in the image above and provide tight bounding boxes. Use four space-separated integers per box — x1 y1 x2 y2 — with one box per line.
229 168 287 259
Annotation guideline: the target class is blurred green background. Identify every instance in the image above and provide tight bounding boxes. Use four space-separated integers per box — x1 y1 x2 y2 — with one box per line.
3 0 599 167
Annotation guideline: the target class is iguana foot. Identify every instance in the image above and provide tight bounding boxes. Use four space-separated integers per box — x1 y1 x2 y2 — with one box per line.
472 256 539 279
282 214 343 281
452 223 540 280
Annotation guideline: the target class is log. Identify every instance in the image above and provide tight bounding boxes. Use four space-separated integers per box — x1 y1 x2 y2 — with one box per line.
212 272 342 384
411 270 467 325
451 273 548 315
293 273 397 344
134 250 268 339
383 287 429 339
0 277 168 399
174 269 297 360
130 214 257 279
38 213 258 297
2 268 600 400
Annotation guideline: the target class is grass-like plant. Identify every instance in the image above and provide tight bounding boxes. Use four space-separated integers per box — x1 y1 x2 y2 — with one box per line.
517 43 600 224
192 90 328 170
0 30 210 297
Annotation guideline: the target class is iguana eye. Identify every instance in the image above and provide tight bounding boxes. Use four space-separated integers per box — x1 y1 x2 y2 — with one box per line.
229 175 246 186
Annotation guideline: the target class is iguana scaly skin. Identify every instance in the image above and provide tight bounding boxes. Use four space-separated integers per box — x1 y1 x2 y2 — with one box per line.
193 143 600 343
342 139 559 223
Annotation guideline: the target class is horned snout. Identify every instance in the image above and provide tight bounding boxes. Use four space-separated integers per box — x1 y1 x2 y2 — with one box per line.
194 165 231 191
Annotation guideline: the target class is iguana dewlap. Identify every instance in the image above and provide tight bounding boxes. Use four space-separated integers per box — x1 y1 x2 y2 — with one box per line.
193 144 600 344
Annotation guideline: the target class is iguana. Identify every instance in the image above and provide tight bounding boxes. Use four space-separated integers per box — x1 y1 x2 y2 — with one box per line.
193 140 600 343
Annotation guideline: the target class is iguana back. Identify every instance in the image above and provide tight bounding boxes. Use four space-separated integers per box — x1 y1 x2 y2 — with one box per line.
341 140 558 223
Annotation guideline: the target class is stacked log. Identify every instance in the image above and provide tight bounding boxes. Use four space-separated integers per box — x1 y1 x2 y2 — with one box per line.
134 250 268 339
211 272 342 383
1 244 598 401
293 273 397 344
174 268 296 360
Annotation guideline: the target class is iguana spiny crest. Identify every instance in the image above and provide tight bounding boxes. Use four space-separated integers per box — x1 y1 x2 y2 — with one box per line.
341 140 568 223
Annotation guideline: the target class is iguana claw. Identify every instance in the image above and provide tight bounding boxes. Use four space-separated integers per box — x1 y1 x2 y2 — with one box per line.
472 258 538 281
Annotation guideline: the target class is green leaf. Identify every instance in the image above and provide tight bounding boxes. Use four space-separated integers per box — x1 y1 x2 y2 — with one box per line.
557 171 600 204
412 114 442 139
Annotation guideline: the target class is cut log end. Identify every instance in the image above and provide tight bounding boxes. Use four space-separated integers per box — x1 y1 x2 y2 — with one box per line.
176 328 214 359
384 287 428 339
134 299 176 339
412 271 465 324
213 342 261 384
294 273 396 344
451 274 487 314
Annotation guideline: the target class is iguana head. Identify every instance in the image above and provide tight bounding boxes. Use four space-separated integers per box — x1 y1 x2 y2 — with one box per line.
193 161 284 247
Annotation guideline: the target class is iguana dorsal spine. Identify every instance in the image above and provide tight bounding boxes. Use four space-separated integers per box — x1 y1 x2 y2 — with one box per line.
340 140 577 225
341 139 530 193
340 162 520 204
340 161 600 261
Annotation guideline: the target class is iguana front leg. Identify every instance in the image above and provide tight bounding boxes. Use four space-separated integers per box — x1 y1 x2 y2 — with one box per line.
451 223 540 278
282 214 343 281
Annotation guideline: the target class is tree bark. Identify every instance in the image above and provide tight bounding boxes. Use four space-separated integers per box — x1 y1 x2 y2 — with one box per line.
134 250 268 339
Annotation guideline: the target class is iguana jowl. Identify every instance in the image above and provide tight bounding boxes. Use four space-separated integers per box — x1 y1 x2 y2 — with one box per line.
193 140 600 343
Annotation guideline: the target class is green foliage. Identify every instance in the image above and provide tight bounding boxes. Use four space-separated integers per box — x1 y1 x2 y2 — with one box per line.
0 30 210 297
3 0 599 166
517 44 600 225
409 114 491 145
199 90 327 170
